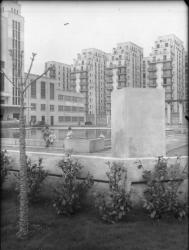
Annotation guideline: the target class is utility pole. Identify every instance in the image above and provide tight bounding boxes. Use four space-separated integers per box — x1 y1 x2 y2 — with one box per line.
1 52 53 238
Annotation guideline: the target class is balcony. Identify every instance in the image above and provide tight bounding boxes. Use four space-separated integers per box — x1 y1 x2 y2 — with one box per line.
105 72 113 77
162 65 172 70
106 85 113 90
148 74 157 79
80 74 88 79
161 73 172 78
148 67 156 72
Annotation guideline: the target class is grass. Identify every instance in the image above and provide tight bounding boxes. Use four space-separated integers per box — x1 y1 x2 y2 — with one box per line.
1 190 188 250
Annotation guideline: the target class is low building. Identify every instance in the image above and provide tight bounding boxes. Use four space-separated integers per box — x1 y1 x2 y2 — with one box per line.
24 73 85 126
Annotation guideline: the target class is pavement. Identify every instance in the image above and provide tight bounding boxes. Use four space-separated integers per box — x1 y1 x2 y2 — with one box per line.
2 133 188 157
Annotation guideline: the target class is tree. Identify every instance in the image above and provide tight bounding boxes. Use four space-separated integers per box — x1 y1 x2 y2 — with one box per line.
1 52 53 238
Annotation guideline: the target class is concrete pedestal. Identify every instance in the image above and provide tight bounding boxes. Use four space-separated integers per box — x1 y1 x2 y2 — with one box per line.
111 88 166 158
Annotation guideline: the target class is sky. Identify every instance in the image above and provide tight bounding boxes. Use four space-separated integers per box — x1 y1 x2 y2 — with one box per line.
20 1 188 75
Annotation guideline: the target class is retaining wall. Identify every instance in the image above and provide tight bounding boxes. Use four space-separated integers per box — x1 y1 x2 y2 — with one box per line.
4 149 188 206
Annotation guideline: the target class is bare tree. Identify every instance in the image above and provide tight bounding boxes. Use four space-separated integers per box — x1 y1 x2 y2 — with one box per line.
1 52 53 238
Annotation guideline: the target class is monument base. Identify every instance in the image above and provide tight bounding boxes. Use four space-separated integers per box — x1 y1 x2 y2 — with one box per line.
111 88 166 158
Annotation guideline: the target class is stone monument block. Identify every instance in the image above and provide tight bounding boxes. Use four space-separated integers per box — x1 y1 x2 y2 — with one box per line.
111 88 166 158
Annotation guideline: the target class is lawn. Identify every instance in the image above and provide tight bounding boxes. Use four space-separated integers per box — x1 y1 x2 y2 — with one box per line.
1 190 188 250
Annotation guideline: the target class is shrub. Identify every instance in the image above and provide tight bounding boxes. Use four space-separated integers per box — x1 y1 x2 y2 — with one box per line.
16 157 48 203
94 161 132 223
142 156 188 220
53 155 94 215
0 150 12 184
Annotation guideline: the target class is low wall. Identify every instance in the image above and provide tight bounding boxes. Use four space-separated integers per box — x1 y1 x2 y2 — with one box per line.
64 138 105 153
4 149 188 205
1 137 105 153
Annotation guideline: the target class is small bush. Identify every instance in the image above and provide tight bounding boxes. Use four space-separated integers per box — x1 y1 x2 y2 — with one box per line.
53 155 94 215
16 157 48 203
94 161 132 223
142 156 188 220
0 150 12 184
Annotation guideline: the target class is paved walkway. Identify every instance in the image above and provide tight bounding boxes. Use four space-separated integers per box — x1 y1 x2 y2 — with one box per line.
2 133 188 157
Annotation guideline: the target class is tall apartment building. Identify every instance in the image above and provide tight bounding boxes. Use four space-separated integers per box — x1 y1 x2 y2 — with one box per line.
24 73 85 126
0 1 24 120
70 48 108 125
45 61 71 91
105 42 143 120
148 34 185 112
142 57 151 88
185 53 188 112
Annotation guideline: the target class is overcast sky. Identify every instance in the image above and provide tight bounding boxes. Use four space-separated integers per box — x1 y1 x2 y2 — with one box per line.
21 1 188 75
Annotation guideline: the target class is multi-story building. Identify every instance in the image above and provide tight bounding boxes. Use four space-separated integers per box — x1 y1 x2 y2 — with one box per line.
24 73 85 126
0 1 24 120
45 61 71 91
70 48 108 125
185 53 188 112
142 57 151 88
148 34 185 112
105 42 143 121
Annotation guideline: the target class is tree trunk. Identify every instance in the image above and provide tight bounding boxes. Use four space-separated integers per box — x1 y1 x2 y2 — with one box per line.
17 91 29 238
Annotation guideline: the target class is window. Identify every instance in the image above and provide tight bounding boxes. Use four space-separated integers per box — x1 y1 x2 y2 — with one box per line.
163 78 167 85
58 105 64 111
50 105 54 111
0 71 4 91
50 83 54 100
41 81 46 99
65 116 71 122
72 106 77 112
64 96 72 101
163 55 167 60
79 107 84 112
58 95 64 100
64 106 71 111
41 104 46 111
79 117 84 122
31 116 36 123
157 44 160 48
59 116 64 122
72 116 78 122
0 60 5 68
31 103 36 111
165 43 168 47
41 116 45 122
31 80 36 98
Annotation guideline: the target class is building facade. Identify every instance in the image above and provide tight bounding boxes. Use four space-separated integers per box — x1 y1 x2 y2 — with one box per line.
148 34 185 112
45 61 71 91
0 1 24 120
70 48 108 125
142 57 151 88
185 53 188 113
105 42 143 121
24 73 85 126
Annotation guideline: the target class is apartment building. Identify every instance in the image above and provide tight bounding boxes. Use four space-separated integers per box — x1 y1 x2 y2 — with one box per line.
70 48 108 125
185 53 188 112
105 42 143 120
142 57 151 88
45 61 71 91
24 73 85 126
0 1 24 120
148 34 185 112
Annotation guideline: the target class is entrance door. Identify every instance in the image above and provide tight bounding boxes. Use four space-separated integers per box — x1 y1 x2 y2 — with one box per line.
50 116 54 126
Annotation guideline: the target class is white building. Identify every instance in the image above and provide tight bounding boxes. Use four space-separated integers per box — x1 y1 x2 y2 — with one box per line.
0 1 24 120
24 73 85 126
149 34 185 112
45 61 71 91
